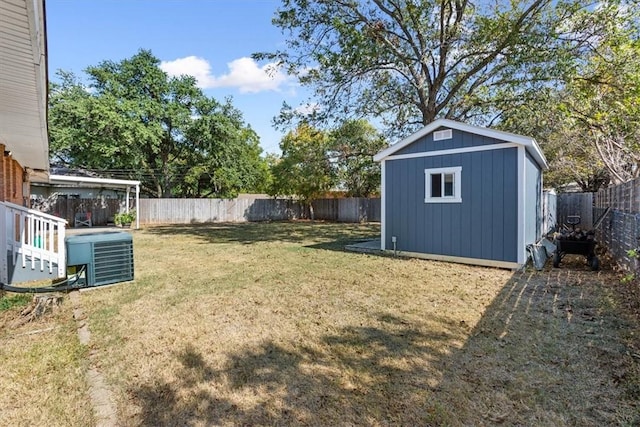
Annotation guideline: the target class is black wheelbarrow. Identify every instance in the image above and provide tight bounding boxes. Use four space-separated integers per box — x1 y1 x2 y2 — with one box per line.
552 215 599 271
553 238 599 270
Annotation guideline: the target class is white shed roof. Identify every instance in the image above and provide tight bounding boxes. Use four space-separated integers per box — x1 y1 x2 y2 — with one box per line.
0 0 49 171
47 174 141 189
374 119 548 170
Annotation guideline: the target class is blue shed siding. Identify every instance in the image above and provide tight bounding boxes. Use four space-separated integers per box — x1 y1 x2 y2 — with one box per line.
385 147 518 262
395 127 509 156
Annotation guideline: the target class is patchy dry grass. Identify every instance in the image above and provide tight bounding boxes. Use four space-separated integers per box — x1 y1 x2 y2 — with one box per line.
0 221 638 426
432 258 640 426
68 221 638 426
0 296 94 426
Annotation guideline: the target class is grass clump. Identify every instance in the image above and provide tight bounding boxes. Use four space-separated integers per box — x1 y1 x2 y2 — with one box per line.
0 292 32 312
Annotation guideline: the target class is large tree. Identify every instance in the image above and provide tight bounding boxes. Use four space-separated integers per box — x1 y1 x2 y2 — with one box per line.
500 1 639 188
268 120 387 208
562 40 640 184
329 119 387 197
258 0 598 136
499 90 611 192
269 123 336 214
49 50 269 198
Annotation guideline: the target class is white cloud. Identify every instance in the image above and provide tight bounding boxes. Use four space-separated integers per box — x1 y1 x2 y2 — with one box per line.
160 56 291 93
160 56 213 86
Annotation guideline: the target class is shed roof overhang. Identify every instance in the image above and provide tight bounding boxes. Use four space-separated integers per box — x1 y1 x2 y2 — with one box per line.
45 174 142 229
373 119 549 170
0 0 49 172
46 174 141 190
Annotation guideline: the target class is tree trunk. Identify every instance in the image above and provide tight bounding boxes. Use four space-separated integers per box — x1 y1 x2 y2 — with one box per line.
309 203 315 221
10 294 63 328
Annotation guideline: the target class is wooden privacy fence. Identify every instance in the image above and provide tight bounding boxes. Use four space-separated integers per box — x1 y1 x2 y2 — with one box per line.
542 191 557 235
557 192 593 230
35 198 121 227
138 197 381 225
596 179 640 213
311 198 381 223
594 177 640 271
139 198 305 224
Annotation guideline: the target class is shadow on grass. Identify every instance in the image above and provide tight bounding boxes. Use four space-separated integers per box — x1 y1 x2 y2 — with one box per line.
430 258 640 425
129 252 639 425
143 221 379 247
129 312 466 426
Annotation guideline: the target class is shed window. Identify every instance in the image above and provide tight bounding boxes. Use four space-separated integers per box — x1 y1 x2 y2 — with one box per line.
424 167 462 203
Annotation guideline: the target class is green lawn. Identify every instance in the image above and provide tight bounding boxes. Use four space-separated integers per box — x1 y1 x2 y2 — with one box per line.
1 221 638 426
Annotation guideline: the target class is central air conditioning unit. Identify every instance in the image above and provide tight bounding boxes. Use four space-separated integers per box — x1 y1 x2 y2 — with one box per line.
65 231 134 287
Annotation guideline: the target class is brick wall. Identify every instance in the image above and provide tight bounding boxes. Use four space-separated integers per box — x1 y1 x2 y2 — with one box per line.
0 143 27 205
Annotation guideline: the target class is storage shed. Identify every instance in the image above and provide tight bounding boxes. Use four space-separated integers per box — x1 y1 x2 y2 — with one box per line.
373 119 548 269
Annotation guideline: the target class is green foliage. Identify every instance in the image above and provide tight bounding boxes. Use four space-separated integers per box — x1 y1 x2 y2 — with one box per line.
561 36 640 184
499 89 610 191
329 119 387 197
621 247 639 284
258 0 597 135
268 120 388 203
49 50 269 198
269 123 336 204
621 273 635 284
175 98 270 198
500 1 640 188
0 293 32 312
114 210 136 226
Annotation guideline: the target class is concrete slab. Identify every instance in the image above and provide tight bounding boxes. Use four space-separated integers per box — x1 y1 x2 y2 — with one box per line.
345 239 382 254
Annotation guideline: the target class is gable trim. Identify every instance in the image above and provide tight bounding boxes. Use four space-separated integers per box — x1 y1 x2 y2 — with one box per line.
384 142 519 161
373 118 548 170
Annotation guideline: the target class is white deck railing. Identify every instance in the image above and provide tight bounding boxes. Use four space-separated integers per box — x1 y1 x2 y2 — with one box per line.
0 201 67 284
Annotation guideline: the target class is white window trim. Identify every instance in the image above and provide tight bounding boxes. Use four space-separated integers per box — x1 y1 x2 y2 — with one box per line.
424 166 462 203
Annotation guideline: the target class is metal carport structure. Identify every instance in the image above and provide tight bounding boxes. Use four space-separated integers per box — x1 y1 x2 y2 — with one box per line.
46 175 141 229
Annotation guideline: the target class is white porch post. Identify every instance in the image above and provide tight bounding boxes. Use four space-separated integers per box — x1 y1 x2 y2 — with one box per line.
57 219 66 278
135 183 140 229
126 186 130 212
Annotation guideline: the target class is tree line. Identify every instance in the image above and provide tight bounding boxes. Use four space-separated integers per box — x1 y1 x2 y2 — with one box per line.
259 0 639 191
48 50 384 200
49 0 639 200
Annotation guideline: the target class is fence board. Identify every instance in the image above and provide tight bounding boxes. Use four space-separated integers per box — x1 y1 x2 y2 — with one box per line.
138 197 381 224
592 176 640 271
33 198 121 226
542 191 557 234
557 193 593 230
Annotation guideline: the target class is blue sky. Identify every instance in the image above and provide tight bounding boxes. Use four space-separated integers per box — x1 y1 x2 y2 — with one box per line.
46 0 305 155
